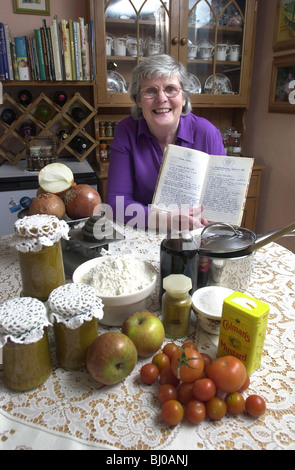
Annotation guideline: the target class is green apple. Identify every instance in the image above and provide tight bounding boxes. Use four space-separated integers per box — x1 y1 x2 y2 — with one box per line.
122 311 165 358
86 332 138 385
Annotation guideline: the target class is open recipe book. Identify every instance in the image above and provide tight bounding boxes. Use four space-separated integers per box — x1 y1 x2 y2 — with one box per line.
151 144 254 226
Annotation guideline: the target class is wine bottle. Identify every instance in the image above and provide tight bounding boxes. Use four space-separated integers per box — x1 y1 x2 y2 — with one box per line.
18 89 33 107
70 135 87 153
53 90 67 107
71 107 85 123
1 108 16 125
34 104 54 124
57 129 71 141
19 122 36 137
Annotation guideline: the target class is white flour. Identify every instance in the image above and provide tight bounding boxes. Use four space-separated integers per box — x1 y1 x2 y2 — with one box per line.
81 254 156 296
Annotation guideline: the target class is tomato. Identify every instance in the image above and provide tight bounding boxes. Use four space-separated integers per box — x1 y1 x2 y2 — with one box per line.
152 352 170 371
161 400 184 426
192 378 216 402
245 395 266 418
185 400 206 425
225 392 245 415
140 363 159 385
206 397 227 421
162 342 178 360
200 353 213 370
207 356 247 393
171 347 204 383
159 365 180 387
158 384 177 404
182 341 198 351
177 382 194 404
238 374 250 393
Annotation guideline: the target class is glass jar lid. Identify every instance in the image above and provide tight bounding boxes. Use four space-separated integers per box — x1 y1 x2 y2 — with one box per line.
0 297 51 346
163 274 192 297
48 283 104 329
12 214 69 253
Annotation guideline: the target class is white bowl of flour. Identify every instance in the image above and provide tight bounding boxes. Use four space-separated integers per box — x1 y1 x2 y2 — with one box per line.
72 254 157 326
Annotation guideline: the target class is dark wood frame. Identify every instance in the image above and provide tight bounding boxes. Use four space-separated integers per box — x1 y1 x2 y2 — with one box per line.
269 54 295 113
273 0 295 51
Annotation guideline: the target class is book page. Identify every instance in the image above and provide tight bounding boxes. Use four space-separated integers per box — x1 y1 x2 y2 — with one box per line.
152 145 210 211
200 155 254 225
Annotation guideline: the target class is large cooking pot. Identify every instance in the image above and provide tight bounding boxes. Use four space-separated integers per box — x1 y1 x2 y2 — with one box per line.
197 221 295 291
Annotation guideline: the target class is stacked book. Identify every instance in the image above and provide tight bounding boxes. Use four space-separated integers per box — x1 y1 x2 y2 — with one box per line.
0 16 95 81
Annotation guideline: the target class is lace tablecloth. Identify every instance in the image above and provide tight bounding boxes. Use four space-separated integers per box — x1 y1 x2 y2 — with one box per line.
0 227 294 451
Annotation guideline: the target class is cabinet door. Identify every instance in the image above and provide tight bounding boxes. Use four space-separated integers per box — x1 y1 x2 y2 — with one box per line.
178 0 257 105
95 0 175 105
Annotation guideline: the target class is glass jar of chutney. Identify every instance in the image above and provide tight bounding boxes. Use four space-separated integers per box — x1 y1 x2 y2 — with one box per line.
162 274 192 339
13 214 69 302
48 283 104 370
0 297 52 392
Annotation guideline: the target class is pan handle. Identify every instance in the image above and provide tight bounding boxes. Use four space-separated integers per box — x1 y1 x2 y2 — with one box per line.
247 221 295 253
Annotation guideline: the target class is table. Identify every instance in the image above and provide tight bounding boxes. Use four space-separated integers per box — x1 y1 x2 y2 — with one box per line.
0 227 294 451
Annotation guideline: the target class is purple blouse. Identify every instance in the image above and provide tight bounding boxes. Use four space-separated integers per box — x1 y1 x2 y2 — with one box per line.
106 113 226 226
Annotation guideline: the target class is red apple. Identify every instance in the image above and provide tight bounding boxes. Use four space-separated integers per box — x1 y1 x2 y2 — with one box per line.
122 311 165 358
86 332 138 385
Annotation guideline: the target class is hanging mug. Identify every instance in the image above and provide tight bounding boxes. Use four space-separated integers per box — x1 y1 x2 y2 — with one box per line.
229 44 241 62
187 44 198 59
106 36 113 56
199 45 214 60
113 37 127 56
216 43 229 61
146 40 163 56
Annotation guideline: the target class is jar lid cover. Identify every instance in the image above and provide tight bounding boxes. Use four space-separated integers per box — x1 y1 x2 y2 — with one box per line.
48 283 104 329
12 214 69 253
0 297 51 346
163 274 192 295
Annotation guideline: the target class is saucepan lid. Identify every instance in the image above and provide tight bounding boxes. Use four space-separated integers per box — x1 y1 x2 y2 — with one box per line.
199 223 256 255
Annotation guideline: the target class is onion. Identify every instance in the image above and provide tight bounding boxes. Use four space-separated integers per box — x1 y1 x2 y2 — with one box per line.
28 193 66 219
38 163 74 195
64 184 101 220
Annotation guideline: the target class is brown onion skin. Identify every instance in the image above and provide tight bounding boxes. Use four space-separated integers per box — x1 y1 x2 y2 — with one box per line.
28 193 66 219
65 184 101 219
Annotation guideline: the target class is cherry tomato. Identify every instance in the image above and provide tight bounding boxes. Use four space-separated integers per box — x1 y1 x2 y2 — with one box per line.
200 353 213 370
140 363 159 385
193 378 216 402
225 392 245 415
185 400 206 425
177 382 194 404
182 341 198 351
207 356 247 393
161 400 184 426
158 384 177 404
152 352 170 371
206 397 227 421
159 365 180 387
238 374 250 392
245 394 266 418
171 347 204 383
162 342 178 360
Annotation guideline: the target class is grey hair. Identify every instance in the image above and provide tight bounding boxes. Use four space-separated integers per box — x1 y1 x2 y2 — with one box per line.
129 54 192 120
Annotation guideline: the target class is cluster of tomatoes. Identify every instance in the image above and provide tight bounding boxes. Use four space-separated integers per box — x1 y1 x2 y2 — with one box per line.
140 341 266 426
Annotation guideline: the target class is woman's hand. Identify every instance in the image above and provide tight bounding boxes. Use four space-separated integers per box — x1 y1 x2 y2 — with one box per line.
148 205 209 232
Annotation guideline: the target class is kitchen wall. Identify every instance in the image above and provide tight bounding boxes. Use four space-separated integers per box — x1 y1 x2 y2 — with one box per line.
243 0 295 252
0 0 86 36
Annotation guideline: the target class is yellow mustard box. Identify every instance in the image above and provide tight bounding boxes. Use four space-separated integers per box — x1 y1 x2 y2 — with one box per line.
217 291 269 375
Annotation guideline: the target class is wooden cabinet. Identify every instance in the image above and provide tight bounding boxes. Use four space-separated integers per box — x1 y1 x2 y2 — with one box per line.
241 165 265 231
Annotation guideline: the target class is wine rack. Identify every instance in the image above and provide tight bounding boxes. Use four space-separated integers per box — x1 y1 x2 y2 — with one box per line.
0 90 98 164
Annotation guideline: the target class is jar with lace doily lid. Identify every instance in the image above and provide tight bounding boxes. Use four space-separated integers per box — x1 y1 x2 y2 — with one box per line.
0 297 53 391
48 283 104 370
12 214 69 301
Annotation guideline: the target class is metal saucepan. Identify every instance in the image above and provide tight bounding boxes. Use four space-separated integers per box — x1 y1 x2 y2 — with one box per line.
197 221 295 291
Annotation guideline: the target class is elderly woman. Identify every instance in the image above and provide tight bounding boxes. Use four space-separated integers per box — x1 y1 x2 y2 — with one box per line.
106 54 225 229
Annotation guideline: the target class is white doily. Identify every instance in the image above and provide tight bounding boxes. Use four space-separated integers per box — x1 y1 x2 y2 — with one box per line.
12 214 69 253
48 283 104 329
0 297 51 346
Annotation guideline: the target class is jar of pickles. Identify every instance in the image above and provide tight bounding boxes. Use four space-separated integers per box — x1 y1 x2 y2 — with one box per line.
162 274 192 339
0 297 52 391
48 283 104 370
13 215 69 302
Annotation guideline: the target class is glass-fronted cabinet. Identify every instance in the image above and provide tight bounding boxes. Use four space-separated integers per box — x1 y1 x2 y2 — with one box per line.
90 0 257 107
